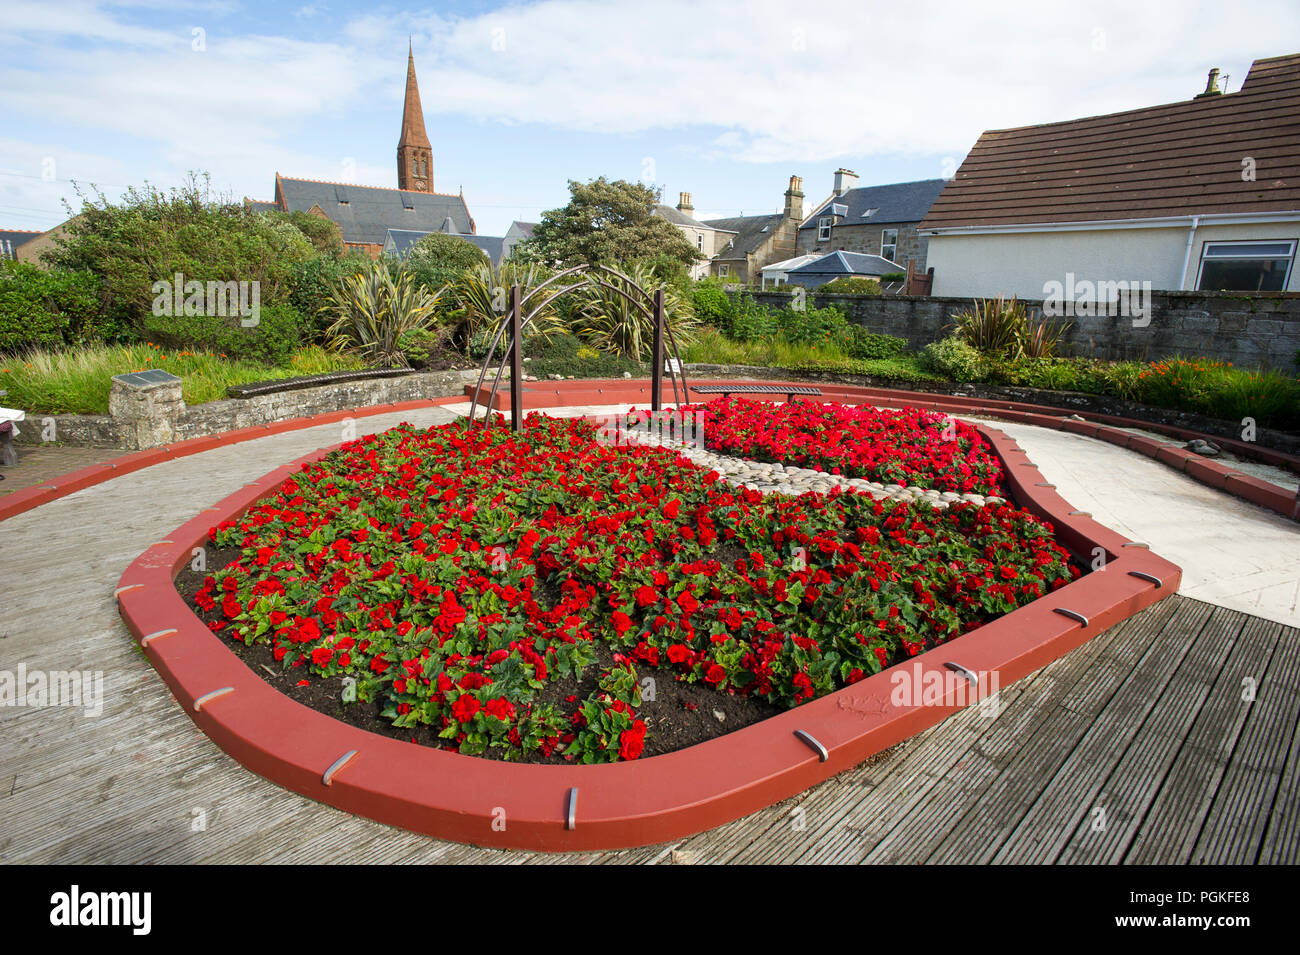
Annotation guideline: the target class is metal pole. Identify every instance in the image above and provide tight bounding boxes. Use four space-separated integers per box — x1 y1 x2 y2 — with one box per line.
509 284 523 432
651 288 664 413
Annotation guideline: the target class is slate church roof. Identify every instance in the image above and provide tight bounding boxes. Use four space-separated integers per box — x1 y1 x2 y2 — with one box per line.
272 175 475 248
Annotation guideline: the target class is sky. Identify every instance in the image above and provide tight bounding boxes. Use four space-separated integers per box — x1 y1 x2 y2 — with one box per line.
1 0 1297 238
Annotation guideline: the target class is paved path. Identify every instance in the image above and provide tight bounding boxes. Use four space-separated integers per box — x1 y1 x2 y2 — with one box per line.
0 445 120 497
2 404 1297 863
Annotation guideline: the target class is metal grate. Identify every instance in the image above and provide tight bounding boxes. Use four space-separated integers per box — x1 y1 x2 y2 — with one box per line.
691 384 823 401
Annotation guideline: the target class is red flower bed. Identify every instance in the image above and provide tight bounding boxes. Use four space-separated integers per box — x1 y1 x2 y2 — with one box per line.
193 410 1077 764
672 396 1006 496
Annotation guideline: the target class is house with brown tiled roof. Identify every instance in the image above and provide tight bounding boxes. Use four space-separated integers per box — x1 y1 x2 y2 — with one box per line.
920 54 1300 298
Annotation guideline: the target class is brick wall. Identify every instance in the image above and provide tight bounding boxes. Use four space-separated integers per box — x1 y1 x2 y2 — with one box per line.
737 290 1300 369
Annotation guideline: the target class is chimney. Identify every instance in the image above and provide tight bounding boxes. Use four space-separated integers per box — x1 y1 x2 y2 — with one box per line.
1195 67 1224 99
833 168 859 196
677 192 694 215
784 175 803 221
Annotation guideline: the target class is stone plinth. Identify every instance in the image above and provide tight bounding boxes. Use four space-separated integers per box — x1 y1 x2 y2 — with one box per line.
109 370 185 450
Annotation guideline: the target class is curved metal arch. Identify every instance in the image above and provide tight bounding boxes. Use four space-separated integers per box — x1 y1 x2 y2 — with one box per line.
467 262 690 431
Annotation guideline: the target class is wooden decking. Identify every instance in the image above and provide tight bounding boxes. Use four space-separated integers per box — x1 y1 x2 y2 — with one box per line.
1 409 1297 863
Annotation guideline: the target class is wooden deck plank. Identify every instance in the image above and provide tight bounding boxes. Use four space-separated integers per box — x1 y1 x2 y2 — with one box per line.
1008 605 1242 867
1258 627 1300 865
1054 604 1250 864
844 599 1184 865
1192 619 1300 864
923 598 1213 864
1124 615 1286 864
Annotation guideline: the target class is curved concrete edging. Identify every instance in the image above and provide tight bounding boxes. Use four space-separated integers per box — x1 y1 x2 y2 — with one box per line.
113 385 1181 851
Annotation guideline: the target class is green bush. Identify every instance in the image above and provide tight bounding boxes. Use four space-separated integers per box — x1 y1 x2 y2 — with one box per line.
919 335 991 382
879 271 906 283
691 282 732 327
847 327 908 360
788 355 940 384
398 325 459 370
819 277 882 295
403 233 490 293
524 331 641 379
777 304 849 346
287 253 372 341
141 302 310 366
47 172 317 333
0 261 117 353
726 294 778 342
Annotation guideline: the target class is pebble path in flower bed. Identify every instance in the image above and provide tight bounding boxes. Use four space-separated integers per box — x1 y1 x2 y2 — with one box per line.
184 408 1078 766
626 432 1004 508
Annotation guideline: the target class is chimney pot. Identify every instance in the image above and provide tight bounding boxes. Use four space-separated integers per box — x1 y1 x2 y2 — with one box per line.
1195 67 1223 98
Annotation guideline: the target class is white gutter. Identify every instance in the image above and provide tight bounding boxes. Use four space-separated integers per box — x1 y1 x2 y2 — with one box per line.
1179 215 1201 290
918 209 1300 237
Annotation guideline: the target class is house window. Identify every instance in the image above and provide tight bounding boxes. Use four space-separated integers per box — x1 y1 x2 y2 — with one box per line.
818 216 833 241
1196 240 1295 291
881 229 899 261
696 233 704 250
719 263 730 277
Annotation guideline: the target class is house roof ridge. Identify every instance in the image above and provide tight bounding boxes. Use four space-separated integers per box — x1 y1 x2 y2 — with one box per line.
276 174 465 200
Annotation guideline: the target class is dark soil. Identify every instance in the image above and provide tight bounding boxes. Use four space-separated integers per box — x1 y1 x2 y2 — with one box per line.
175 544 785 764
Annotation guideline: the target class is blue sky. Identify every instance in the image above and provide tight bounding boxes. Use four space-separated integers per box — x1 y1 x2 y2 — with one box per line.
1 0 1297 237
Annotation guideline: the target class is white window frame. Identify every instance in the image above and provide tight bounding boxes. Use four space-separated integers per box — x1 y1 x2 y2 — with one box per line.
818 216 833 241
696 232 704 250
1195 239 1296 291
881 228 899 262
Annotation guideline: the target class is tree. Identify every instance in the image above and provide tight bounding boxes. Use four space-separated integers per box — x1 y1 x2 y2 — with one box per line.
524 177 703 268
403 232 489 292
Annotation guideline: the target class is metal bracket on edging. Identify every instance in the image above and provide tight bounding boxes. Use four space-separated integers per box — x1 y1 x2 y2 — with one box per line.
1128 570 1164 588
193 687 235 712
1034 483 1056 488
113 584 144 600
1122 542 1150 549
140 628 177 648
1053 608 1090 628
943 661 979 689
793 730 829 763
1069 511 1092 517
565 787 578 831
322 749 359 787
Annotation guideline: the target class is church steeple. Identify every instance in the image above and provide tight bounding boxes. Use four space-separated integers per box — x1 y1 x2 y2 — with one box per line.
397 40 434 193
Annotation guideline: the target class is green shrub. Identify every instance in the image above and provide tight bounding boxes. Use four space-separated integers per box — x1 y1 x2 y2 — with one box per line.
403 233 490 293
398 325 459 370
287 253 372 341
847 327 908 360
919 335 991 382
571 262 695 361
777 304 849 346
725 294 778 342
691 282 732 327
819 277 882 295
788 355 940 384
950 296 1027 356
0 261 117 353
141 302 309 366
321 260 445 367
879 271 906 283
47 173 318 332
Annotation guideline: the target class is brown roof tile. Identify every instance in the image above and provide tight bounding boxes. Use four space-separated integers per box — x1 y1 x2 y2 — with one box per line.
921 54 1300 230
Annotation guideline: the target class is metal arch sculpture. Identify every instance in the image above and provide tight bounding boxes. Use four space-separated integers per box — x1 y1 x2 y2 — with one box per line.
467 263 690 431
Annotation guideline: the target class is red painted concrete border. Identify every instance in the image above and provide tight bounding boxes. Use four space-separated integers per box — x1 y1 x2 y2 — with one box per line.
115 389 1182 851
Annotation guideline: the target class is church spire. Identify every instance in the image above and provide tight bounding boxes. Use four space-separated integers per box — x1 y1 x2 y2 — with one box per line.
397 40 433 192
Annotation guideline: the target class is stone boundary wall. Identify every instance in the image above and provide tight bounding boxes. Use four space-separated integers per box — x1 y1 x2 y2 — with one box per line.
18 369 478 450
736 289 1300 369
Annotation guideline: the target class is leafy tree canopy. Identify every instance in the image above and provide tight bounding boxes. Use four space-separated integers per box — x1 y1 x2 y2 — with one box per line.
522 177 703 269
